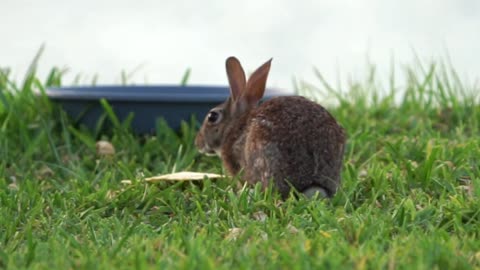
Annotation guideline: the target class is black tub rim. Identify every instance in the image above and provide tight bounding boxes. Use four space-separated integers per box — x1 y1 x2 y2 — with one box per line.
42 85 291 103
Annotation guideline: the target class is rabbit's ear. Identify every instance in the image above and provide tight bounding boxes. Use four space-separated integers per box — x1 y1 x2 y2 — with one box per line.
226 56 246 102
244 58 272 106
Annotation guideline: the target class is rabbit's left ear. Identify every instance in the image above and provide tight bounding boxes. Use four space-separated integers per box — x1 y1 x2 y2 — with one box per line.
244 58 272 106
226 56 246 102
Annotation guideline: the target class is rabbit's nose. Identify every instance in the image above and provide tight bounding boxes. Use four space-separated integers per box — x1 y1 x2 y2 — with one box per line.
194 132 204 148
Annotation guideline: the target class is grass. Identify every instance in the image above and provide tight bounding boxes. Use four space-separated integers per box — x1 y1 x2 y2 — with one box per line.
0 55 479 269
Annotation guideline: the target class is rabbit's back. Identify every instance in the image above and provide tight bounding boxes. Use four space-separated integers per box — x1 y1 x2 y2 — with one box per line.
244 96 346 198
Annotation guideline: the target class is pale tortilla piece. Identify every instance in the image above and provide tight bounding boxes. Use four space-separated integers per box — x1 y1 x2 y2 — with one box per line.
121 171 224 185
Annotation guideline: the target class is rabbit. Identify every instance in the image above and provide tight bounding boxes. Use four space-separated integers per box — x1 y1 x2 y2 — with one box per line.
195 56 346 199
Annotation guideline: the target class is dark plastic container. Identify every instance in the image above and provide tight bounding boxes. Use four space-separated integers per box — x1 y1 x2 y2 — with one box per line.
41 85 291 133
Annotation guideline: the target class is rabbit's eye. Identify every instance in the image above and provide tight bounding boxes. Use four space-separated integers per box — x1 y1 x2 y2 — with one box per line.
207 111 222 124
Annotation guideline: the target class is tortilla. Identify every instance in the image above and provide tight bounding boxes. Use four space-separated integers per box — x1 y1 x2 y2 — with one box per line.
121 171 224 184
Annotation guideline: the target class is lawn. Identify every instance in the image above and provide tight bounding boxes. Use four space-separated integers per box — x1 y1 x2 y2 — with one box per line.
0 56 479 269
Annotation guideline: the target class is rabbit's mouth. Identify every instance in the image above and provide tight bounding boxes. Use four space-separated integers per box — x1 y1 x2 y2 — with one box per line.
198 146 217 156
204 149 217 156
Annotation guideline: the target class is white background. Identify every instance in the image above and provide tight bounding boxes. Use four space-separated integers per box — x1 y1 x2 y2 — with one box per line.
1 0 479 90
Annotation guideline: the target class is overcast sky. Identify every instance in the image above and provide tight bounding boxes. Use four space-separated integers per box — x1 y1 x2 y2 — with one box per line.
1 0 479 89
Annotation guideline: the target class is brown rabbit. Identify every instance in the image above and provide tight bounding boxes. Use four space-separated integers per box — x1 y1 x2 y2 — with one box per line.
195 57 346 199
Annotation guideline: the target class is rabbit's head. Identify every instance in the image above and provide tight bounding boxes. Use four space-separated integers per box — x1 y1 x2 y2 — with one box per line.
195 56 272 156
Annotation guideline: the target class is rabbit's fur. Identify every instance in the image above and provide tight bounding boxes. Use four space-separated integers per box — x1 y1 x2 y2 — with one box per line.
195 57 346 199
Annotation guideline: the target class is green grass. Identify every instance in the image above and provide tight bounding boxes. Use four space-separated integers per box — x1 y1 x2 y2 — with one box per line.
0 56 479 270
